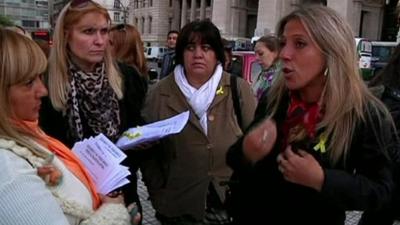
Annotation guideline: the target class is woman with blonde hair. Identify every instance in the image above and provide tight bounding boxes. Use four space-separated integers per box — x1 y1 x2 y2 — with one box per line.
39 1 146 223
109 24 148 79
227 5 397 225
0 28 133 225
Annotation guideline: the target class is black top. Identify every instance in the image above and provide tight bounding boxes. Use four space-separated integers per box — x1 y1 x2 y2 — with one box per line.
226 90 396 225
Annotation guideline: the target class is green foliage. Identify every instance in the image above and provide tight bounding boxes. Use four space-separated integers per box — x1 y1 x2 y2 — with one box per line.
0 15 14 27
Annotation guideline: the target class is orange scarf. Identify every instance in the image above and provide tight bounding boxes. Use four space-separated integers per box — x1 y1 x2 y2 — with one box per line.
16 120 101 209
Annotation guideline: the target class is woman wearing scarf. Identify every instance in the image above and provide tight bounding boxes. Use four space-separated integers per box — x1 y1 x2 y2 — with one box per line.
39 1 146 224
0 28 132 225
227 6 397 225
251 35 280 100
141 20 257 225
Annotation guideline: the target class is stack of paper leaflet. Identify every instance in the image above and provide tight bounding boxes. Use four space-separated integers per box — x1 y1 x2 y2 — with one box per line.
116 111 190 150
72 134 130 195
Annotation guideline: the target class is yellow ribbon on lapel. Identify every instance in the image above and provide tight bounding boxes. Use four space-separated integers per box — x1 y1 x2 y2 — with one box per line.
313 134 327 153
216 86 224 95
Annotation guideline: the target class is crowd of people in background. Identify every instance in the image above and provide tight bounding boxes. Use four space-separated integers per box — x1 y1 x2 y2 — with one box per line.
1 1 400 225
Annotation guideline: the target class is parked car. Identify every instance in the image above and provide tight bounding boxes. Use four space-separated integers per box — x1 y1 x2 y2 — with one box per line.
355 38 374 80
371 41 397 76
145 46 168 61
231 51 262 84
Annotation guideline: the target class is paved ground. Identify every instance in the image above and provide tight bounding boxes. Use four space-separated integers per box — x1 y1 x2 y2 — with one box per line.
137 171 399 225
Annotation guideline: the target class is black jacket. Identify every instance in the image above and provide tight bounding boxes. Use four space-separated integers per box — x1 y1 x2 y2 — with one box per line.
39 63 148 206
226 91 396 225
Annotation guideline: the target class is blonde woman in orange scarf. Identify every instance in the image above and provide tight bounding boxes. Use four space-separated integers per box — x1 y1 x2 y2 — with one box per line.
0 28 135 225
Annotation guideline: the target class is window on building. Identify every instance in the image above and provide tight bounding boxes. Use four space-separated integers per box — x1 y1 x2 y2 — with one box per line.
135 17 139 26
114 0 121 8
149 0 152 7
22 20 36 28
142 0 146 7
196 0 200 7
300 0 327 5
134 0 138 8
141 17 145 34
206 0 211 7
35 1 48 8
169 0 172 7
168 17 172 31
114 12 121 22
148 16 152 34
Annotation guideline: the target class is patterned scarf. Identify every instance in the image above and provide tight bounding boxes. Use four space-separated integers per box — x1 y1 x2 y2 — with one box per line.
67 62 120 142
252 61 280 100
281 92 323 150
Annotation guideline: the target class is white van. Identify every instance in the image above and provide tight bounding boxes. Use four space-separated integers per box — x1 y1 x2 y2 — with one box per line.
145 46 168 61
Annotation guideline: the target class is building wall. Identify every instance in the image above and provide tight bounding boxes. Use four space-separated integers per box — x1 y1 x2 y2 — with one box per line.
47 0 389 46
132 0 213 46
0 0 50 32
254 0 386 40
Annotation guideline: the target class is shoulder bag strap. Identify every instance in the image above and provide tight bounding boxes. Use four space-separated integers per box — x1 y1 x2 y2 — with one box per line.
230 75 243 130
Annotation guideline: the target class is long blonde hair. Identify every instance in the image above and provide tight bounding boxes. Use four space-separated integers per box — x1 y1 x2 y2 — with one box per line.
110 24 149 78
0 28 48 157
269 5 391 164
48 1 122 111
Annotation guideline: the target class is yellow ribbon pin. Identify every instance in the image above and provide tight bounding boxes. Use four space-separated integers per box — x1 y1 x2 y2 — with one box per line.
122 126 142 140
313 134 327 153
216 86 224 95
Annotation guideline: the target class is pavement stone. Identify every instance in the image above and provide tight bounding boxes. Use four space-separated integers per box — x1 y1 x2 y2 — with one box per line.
137 170 399 225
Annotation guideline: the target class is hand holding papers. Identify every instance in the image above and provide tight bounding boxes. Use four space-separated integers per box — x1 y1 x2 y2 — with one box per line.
72 134 130 195
116 111 190 150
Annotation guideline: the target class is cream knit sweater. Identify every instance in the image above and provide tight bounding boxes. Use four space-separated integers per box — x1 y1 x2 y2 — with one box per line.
0 138 131 225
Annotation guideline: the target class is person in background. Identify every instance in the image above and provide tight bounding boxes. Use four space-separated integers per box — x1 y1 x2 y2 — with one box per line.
226 5 396 225
357 44 400 225
159 30 179 79
39 1 146 224
141 20 257 225
0 27 133 225
222 38 233 73
252 35 280 100
109 24 149 80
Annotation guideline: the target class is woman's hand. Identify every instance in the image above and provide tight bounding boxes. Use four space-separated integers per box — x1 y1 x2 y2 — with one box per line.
37 165 62 186
242 118 277 163
277 146 324 191
127 202 141 225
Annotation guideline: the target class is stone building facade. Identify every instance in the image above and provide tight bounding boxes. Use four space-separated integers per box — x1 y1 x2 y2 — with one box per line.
126 0 391 46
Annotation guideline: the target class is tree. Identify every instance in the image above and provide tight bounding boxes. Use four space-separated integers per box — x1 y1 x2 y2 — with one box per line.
0 15 14 27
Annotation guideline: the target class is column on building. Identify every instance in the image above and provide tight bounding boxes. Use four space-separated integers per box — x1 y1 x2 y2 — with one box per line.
211 0 231 37
327 0 357 34
200 0 206 20
173 0 180 29
254 0 283 37
190 0 196 21
181 0 188 28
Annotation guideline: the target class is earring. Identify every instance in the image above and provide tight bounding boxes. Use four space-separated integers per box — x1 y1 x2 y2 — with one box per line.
323 68 328 76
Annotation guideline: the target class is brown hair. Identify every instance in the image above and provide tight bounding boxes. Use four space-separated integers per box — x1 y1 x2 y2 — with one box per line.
110 24 148 78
